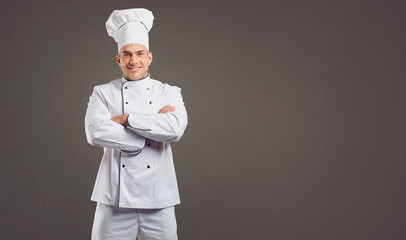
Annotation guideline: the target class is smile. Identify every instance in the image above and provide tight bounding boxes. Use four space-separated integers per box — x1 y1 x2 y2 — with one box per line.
128 66 141 71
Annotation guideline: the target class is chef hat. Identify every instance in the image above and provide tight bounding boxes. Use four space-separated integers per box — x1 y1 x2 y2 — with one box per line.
105 8 154 52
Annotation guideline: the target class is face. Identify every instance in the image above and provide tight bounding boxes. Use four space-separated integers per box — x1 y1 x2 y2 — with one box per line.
116 43 153 81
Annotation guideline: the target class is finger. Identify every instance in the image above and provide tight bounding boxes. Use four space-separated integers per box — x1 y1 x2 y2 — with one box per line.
159 105 173 112
159 105 170 112
165 106 175 112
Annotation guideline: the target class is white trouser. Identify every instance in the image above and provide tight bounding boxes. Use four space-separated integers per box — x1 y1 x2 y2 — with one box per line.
91 203 178 240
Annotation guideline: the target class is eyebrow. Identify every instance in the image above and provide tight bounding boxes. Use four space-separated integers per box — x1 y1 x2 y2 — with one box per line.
121 50 146 54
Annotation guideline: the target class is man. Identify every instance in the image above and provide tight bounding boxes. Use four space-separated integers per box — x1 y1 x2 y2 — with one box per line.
84 8 188 240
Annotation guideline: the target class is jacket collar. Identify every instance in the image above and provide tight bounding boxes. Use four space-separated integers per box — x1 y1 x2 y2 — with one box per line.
120 73 152 88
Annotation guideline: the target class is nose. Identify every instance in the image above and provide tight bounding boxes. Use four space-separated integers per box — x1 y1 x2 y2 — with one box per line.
129 55 138 65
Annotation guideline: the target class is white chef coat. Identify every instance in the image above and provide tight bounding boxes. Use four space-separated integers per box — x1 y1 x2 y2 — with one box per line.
85 75 188 209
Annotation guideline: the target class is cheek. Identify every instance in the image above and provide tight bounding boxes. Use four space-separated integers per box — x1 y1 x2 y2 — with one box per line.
121 60 129 68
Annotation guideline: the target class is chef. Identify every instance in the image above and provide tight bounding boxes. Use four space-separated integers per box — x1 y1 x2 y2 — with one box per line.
84 8 188 240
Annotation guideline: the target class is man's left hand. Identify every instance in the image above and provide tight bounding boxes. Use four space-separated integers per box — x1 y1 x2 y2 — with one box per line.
111 114 129 126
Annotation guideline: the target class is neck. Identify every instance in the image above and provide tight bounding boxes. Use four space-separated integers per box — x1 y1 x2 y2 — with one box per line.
123 73 150 81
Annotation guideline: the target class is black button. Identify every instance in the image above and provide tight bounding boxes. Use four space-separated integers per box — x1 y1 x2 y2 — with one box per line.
122 164 125 168
125 86 128 89
147 165 150 169
149 101 152 104
147 143 151 146
147 88 150 90
125 102 128 104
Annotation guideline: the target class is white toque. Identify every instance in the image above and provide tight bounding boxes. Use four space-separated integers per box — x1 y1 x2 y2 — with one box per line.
105 8 154 52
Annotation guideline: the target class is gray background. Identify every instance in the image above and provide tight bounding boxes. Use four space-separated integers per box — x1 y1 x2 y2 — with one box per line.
1 0 405 239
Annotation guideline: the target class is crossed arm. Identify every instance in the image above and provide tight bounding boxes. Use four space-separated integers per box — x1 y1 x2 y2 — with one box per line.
110 105 175 126
85 86 187 151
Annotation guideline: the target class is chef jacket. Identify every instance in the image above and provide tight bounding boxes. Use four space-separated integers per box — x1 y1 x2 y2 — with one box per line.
85 75 188 209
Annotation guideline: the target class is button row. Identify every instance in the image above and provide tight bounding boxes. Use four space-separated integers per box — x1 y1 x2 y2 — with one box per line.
124 101 153 105
123 86 150 90
122 164 151 169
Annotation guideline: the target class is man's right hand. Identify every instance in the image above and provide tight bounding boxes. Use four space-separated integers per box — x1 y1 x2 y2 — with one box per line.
158 105 175 114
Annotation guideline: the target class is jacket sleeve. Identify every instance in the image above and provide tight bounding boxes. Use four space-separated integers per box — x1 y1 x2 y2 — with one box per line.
126 87 188 143
85 86 146 151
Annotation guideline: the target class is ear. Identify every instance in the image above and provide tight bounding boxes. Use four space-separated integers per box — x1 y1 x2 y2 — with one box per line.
115 55 121 66
148 52 153 66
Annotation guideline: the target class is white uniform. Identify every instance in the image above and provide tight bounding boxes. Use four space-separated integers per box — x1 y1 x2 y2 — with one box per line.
85 75 187 239
92 203 178 240
85 75 187 208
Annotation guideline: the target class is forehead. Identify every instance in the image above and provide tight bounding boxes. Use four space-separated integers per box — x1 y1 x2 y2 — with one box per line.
120 43 148 53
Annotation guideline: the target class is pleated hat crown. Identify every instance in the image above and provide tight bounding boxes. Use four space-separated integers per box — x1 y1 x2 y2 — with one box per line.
105 8 154 52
